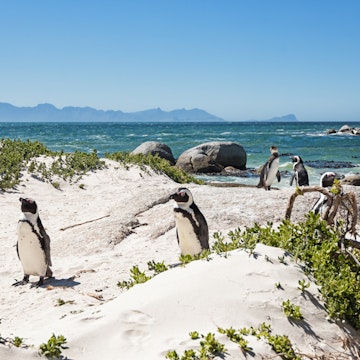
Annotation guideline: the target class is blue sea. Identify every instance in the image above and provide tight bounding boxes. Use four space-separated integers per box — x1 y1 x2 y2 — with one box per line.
1 121 359 187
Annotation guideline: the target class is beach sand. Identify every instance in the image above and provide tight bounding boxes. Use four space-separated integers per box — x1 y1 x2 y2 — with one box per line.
1 159 359 359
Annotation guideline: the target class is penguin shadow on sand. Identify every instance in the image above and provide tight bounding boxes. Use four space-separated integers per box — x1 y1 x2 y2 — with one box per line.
12 275 80 289
12 197 80 289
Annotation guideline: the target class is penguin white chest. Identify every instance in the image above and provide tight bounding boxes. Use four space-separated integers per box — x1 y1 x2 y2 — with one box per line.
17 222 47 277
265 158 279 186
174 212 202 256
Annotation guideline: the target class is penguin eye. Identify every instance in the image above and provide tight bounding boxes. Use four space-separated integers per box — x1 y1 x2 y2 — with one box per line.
179 191 186 197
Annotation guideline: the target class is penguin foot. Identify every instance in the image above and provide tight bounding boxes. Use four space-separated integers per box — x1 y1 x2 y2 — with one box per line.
46 267 53 278
12 275 30 287
31 276 45 288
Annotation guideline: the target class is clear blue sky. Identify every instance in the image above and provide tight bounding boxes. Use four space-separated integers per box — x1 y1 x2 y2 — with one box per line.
1 0 359 121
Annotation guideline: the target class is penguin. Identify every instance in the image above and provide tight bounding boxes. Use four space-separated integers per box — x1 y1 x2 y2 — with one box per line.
12 197 53 287
290 155 309 187
257 145 281 190
311 172 336 215
169 187 209 256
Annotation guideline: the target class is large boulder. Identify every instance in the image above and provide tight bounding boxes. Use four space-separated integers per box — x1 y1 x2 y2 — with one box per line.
339 124 352 133
341 175 360 186
176 142 247 174
131 141 175 164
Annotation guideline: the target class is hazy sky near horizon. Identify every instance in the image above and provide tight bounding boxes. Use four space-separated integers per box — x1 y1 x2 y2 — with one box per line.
1 1 359 121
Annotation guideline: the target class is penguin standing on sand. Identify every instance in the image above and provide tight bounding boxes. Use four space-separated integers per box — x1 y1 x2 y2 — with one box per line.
311 172 336 215
169 187 209 256
257 145 281 190
13 197 53 287
290 155 309 187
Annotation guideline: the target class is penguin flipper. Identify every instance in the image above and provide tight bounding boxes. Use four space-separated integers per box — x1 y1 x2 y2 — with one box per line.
191 204 209 250
37 218 52 267
276 171 281 183
175 228 180 245
195 214 209 250
290 174 295 186
299 174 309 186
256 164 266 188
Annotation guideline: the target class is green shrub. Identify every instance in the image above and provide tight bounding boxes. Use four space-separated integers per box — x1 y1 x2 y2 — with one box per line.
282 300 304 320
117 261 171 289
0 138 53 189
39 333 68 358
224 213 360 329
166 332 226 360
0 139 106 189
105 151 203 184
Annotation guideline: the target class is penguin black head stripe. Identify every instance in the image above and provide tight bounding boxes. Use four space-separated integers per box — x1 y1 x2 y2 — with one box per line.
169 187 193 208
20 197 38 214
320 172 336 187
169 187 209 256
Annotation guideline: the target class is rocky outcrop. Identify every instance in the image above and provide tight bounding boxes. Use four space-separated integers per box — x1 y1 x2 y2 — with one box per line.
327 124 360 135
341 175 360 186
131 141 175 164
175 142 247 174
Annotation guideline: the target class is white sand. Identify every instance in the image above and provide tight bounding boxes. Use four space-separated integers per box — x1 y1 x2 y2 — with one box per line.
0 159 359 359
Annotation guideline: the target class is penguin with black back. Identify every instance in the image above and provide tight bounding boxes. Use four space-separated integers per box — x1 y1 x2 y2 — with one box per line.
13 197 53 287
311 172 336 215
257 145 281 190
290 155 309 187
169 187 209 256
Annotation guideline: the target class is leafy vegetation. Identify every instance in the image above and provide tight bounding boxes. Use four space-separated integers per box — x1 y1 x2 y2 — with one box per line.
118 213 360 330
210 213 360 329
28 149 106 185
0 138 52 189
39 334 68 358
0 139 105 189
117 261 170 290
217 326 252 353
105 151 203 184
0 139 202 190
281 300 304 320
165 332 226 360
297 279 310 293
166 324 300 360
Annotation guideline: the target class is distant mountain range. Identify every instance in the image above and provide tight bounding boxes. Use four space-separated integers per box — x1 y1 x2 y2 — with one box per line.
251 114 299 122
0 102 224 122
0 102 299 122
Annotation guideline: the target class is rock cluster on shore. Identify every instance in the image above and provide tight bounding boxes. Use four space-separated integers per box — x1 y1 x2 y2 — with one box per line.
131 140 247 173
327 124 360 135
132 140 360 186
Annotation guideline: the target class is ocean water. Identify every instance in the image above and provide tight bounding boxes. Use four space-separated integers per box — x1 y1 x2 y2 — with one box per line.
1 121 359 187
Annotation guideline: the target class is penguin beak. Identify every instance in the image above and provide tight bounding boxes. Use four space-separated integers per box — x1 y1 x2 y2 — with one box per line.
19 197 33 203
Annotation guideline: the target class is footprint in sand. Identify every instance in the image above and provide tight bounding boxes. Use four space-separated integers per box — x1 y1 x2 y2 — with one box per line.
121 310 155 344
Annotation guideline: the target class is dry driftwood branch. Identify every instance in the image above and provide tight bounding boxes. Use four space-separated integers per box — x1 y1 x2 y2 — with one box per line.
60 214 110 231
285 186 358 234
285 186 333 221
